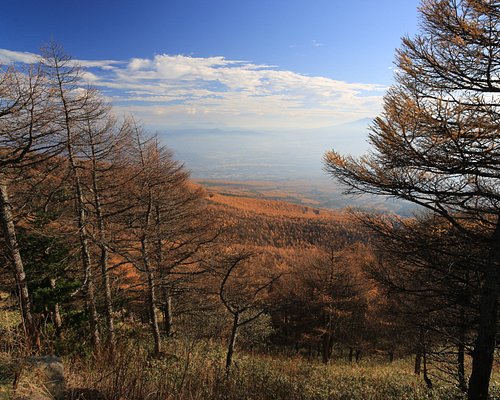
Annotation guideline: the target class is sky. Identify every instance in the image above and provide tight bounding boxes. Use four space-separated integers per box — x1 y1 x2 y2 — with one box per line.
0 1 421 180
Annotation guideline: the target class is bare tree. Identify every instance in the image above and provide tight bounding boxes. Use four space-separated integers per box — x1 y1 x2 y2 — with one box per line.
41 43 108 349
218 251 280 374
0 61 58 351
152 180 219 337
116 123 197 356
79 111 133 355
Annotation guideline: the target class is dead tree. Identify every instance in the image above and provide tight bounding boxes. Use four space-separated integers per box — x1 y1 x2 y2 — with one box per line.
218 252 281 374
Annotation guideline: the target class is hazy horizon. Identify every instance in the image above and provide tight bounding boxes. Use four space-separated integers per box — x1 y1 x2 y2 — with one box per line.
160 118 374 181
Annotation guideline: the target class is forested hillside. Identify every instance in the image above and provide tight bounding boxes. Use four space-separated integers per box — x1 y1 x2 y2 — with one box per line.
1 1 500 399
206 191 360 248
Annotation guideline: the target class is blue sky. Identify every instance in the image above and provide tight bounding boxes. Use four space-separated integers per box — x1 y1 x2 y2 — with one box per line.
1 1 419 84
0 0 420 144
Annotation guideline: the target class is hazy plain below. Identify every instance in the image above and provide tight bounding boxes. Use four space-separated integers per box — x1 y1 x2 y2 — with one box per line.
159 119 414 216
160 118 372 181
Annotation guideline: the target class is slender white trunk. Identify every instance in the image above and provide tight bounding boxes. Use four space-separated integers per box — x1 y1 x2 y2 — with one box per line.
89 132 115 355
0 178 38 350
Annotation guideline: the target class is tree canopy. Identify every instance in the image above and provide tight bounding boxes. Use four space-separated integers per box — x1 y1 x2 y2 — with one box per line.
324 1 500 399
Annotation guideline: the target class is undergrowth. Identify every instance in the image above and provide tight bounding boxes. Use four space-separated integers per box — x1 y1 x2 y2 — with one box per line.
65 338 499 400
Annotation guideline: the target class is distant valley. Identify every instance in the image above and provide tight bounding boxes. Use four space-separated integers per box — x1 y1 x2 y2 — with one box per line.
159 118 416 216
159 118 373 181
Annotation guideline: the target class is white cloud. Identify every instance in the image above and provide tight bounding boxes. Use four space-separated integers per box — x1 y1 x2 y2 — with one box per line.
0 49 386 130
74 59 121 69
0 49 41 64
0 49 121 70
129 58 152 70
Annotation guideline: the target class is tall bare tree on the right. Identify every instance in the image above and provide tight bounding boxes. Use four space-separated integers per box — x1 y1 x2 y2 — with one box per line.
324 1 499 399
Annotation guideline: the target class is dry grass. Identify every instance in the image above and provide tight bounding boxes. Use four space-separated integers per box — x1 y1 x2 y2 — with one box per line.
65 339 499 400
0 353 56 400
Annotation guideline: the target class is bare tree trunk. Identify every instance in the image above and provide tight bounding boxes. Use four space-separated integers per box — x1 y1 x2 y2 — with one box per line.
84 253 99 349
75 179 100 350
64 134 100 349
90 136 115 355
147 269 161 356
226 312 239 374
162 288 173 336
328 335 334 360
155 204 173 338
321 332 333 364
468 222 500 400
49 47 101 350
50 278 62 338
414 351 422 375
0 180 38 351
98 243 114 353
355 349 362 363
142 237 161 356
458 306 467 393
423 345 433 389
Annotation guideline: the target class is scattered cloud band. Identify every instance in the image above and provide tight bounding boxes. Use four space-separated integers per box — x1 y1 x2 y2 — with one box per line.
0 49 385 130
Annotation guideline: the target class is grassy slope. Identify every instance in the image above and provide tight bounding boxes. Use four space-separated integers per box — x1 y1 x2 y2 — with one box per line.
0 293 54 400
65 338 500 400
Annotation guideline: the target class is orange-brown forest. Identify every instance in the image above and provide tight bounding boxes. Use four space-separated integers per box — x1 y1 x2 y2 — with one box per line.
1 1 500 400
